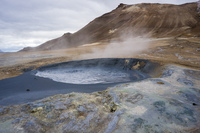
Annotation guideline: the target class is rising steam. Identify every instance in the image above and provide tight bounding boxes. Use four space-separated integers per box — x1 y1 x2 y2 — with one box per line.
82 32 151 59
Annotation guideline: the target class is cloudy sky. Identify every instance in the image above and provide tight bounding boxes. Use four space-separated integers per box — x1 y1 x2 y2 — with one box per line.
0 0 197 52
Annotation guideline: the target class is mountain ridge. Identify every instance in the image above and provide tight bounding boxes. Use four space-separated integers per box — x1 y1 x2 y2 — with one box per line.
20 2 200 52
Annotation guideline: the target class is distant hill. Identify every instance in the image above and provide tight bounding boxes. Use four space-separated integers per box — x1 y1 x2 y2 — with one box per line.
20 2 200 52
0 49 3 53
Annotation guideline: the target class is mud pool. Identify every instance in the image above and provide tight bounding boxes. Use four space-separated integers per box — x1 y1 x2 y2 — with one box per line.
36 67 134 84
0 58 158 106
35 58 151 84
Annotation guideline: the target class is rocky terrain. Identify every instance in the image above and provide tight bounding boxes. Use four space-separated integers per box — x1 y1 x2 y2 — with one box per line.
0 2 200 133
0 64 200 132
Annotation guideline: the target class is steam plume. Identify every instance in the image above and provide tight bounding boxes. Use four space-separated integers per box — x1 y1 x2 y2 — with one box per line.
82 32 151 59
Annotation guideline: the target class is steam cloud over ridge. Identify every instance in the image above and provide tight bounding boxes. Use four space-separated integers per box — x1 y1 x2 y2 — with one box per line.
82 32 151 59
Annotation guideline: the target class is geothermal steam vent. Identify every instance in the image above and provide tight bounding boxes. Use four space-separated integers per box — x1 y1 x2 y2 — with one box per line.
35 58 153 84
0 58 159 106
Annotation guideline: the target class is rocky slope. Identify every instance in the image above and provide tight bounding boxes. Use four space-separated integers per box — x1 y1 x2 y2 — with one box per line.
1 64 200 132
21 2 200 51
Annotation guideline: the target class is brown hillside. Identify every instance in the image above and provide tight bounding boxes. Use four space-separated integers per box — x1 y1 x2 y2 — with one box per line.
21 2 200 51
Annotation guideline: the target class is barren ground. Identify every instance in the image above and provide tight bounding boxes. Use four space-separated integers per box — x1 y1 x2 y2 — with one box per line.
0 38 200 80
1 37 200 132
1 2 200 132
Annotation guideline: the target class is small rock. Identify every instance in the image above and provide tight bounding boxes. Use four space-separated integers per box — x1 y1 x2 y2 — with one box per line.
157 82 165 85
78 116 85 120
193 103 197 106
110 102 117 113
30 107 43 113
37 107 43 111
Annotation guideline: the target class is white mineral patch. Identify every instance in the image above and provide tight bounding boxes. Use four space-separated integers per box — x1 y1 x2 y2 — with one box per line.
36 68 131 84
108 29 117 34
81 42 100 47
129 106 147 116
123 5 141 12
